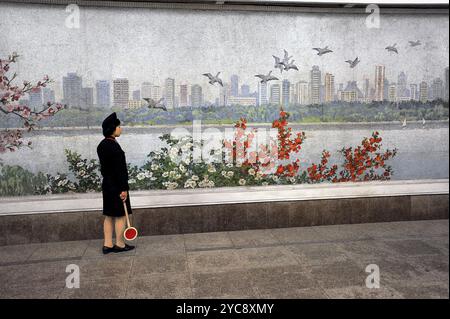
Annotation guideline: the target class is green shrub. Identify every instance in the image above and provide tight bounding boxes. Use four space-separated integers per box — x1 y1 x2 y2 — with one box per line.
0 163 47 196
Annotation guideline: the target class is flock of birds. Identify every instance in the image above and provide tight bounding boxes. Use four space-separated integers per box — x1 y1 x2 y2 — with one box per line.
143 40 424 111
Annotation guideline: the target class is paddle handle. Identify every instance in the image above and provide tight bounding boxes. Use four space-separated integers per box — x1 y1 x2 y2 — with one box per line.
122 198 131 228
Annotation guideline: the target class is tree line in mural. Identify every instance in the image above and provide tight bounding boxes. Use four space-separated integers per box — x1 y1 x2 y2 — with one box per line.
1 99 448 129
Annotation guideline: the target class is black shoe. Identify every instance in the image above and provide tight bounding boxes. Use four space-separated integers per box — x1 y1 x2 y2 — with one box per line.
102 246 115 255
113 244 135 253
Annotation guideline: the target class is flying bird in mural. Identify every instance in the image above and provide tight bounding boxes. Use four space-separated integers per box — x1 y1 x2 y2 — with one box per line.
409 40 422 47
255 71 279 84
202 72 224 86
283 59 299 71
272 49 293 73
345 57 360 68
313 46 333 56
272 55 285 73
282 49 293 65
385 43 399 54
143 98 167 111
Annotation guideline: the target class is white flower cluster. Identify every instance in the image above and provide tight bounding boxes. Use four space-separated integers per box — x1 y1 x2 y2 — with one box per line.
151 163 160 171
162 170 182 180
136 170 153 181
184 175 200 188
207 164 216 173
76 161 94 169
163 181 179 190
169 147 179 160
168 146 192 165
184 179 197 188
221 170 234 179
246 168 264 181
153 151 163 160
181 142 193 152
57 179 69 187
198 176 215 188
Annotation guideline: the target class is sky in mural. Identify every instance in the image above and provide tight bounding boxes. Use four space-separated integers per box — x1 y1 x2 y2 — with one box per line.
0 2 449 102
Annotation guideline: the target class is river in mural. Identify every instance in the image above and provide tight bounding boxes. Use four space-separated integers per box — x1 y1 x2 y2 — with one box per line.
1 121 448 180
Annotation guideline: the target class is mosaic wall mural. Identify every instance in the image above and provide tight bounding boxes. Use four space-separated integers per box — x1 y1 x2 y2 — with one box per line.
0 2 449 197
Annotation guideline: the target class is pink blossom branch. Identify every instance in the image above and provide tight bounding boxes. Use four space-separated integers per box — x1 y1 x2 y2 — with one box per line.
0 52 66 154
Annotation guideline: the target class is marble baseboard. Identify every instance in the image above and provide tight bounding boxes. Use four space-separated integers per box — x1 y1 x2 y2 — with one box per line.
0 194 448 246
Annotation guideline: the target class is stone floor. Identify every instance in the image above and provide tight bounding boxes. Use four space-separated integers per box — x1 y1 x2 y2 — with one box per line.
0 219 448 299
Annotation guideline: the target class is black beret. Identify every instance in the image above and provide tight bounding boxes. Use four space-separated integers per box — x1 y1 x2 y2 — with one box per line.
102 112 121 137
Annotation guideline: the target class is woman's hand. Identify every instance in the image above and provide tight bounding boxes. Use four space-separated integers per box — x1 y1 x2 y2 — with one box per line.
120 191 128 202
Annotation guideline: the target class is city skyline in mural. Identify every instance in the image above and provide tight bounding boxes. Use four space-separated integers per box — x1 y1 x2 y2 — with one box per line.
16 64 450 112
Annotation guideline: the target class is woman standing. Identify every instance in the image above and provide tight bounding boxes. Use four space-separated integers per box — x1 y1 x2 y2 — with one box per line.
97 112 135 254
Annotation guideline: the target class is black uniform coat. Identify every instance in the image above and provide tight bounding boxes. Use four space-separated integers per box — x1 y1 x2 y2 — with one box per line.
96 136 132 217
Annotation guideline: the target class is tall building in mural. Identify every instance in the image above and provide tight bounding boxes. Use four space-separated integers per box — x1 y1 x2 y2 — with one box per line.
310 65 321 104
82 87 94 109
191 84 203 107
63 72 82 108
410 84 419 101
240 84 250 97
132 90 141 101
258 81 268 106
296 81 309 105
96 80 110 108
230 75 239 97
388 84 397 102
383 78 390 101
363 78 370 102
325 73 335 103
141 82 152 99
397 71 409 101
220 82 230 106
165 78 175 109
113 78 129 108
282 79 290 107
270 83 281 105
419 81 429 103
151 85 161 101
289 83 297 105
179 84 188 107
431 77 444 100
374 65 385 102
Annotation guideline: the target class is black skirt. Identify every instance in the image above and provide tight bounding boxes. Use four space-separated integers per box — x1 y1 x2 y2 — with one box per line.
102 178 132 217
